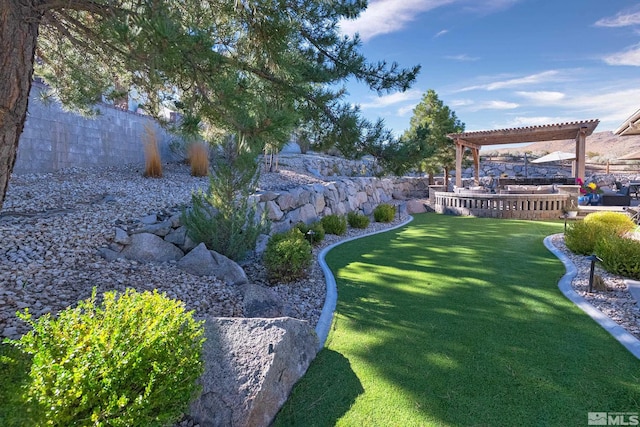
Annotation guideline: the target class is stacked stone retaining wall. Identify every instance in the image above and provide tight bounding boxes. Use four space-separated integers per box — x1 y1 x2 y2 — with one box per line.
252 177 430 234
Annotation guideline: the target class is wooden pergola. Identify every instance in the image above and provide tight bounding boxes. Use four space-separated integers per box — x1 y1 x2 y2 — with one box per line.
447 120 600 188
614 108 640 136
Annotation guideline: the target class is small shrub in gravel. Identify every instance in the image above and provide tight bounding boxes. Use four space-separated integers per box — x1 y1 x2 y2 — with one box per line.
373 203 395 223
583 211 636 235
264 229 312 283
321 214 347 235
565 221 613 255
9 288 204 427
347 211 370 229
595 234 640 279
565 212 635 256
295 221 326 245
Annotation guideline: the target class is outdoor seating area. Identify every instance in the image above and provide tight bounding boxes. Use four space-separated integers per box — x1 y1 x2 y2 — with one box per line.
601 183 632 206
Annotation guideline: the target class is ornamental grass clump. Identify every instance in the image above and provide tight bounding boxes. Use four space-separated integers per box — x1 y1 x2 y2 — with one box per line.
264 228 312 283
9 288 205 427
188 142 210 177
143 124 163 178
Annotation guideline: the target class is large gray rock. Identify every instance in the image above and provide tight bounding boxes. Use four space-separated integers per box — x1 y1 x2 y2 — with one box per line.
406 199 427 214
120 233 184 262
178 243 248 285
241 284 286 318
190 317 318 427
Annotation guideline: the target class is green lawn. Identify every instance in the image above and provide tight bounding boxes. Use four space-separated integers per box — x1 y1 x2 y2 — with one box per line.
274 213 640 427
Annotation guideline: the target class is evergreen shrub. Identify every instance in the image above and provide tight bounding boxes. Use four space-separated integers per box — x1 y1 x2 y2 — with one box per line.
583 211 635 235
565 212 635 256
321 214 347 235
564 221 612 255
595 235 640 279
373 203 395 223
9 289 204 427
347 211 370 229
264 229 312 283
295 221 325 245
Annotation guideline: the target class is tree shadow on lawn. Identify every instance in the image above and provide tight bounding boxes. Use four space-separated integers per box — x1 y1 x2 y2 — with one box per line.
272 349 364 427
282 213 640 426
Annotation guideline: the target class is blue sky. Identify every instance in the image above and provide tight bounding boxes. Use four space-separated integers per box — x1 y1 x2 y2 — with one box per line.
338 0 640 139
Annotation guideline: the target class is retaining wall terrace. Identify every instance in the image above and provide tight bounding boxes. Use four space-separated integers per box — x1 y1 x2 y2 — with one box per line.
252 176 430 234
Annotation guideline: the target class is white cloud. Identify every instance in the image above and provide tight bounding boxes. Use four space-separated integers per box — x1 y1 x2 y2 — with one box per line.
435 29 449 37
475 100 519 110
445 54 480 61
603 43 640 66
594 7 640 27
494 116 570 129
515 91 565 103
358 89 424 109
338 0 454 42
397 105 416 116
457 70 561 92
450 99 475 107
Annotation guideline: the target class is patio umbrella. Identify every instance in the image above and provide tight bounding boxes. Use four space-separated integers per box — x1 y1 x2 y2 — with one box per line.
530 151 576 164
618 150 640 160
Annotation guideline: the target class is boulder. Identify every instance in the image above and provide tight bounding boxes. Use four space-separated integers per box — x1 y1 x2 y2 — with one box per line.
164 226 187 246
178 243 248 285
113 227 131 245
190 317 318 427
241 284 286 318
132 219 173 237
120 233 184 262
406 199 427 214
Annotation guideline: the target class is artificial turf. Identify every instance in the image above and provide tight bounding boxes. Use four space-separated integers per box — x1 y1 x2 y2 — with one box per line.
273 213 640 427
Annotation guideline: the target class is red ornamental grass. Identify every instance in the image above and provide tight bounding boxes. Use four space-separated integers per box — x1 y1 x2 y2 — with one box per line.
143 124 163 178
188 143 209 177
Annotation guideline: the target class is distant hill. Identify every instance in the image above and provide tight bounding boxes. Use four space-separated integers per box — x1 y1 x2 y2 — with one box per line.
485 131 640 161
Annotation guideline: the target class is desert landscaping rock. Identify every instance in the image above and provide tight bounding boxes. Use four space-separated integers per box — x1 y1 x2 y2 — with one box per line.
120 233 185 262
177 243 248 285
189 317 317 427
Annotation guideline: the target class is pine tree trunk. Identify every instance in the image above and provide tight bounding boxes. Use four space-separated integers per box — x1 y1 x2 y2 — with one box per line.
0 1 42 211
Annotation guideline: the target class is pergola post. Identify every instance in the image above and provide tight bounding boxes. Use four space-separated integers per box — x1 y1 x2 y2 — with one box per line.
455 140 463 188
575 127 587 181
471 147 480 184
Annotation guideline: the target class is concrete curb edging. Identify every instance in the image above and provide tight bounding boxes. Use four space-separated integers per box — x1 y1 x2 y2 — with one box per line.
314 216 414 352
544 234 640 360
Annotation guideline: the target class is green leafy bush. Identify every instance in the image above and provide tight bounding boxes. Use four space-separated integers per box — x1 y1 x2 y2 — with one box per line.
583 211 635 235
565 212 635 256
373 203 395 223
295 221 325 245
564 221 613 255
347 211 370 229
595 235 640 279
264 229 312 283
321 214 347 235
9 289 204 427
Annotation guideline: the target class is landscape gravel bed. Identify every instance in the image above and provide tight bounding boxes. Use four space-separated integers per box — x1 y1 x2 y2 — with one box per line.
1 158 638 350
